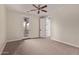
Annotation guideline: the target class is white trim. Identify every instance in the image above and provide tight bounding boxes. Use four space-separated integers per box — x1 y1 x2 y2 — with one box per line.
6 37 27 42
7 39 22 43
51 39 79 48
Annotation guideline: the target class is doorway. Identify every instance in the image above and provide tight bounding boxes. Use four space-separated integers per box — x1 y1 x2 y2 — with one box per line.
24 17 30 37
40 16 51 39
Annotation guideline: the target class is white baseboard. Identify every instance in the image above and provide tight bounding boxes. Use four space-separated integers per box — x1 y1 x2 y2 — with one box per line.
51 39 79 48
7 37 39 42
7 36 30 42
7 38 23 43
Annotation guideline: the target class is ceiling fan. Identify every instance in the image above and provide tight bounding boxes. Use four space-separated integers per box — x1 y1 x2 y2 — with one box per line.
27 4 47 14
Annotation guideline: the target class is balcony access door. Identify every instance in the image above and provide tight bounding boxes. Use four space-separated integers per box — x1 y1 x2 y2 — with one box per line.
40 16 46 38
40 16 51 38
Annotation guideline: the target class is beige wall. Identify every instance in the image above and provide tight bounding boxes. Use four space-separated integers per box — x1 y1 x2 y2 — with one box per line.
29 15 39 38
51 5 79 47
0 5 7 54
7 10 25 42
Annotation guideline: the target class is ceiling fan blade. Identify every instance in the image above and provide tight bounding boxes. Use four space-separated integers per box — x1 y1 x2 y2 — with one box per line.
32 4 38 9
41 10 47 12
38 10 40 14
40 5 47 9
38 4 41 9
30 9 37 11
38 4 40 7
26 9 36 12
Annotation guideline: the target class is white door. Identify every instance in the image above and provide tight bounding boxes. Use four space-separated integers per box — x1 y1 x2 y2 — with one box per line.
40 16 51 38
40 17 46 37
46 17 51 37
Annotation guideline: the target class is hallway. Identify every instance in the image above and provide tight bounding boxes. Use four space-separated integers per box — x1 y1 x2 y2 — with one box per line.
2 39 79 55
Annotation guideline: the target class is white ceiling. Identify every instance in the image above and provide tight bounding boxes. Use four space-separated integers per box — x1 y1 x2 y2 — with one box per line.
6 4 70 16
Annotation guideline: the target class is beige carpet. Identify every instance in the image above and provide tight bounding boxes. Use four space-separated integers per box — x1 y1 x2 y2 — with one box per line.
2 39 79 55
